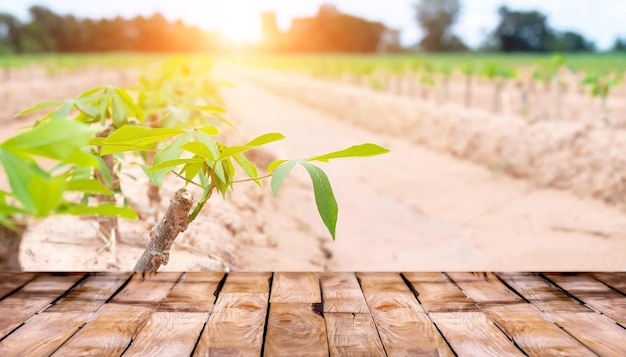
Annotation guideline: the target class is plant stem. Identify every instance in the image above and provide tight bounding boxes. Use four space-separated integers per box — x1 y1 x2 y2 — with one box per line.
188 185 213 223
232 173 273 183
133 188 194 272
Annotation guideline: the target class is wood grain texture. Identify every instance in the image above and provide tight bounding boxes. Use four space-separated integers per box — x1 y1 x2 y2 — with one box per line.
484 304 595 357
544 273 626 326
123 312 206 357
270 272 320 303
403 272 479 312
325 312 385 356
0 272 37 299
592 272 626 294
0 311 90 356
110 272 181 306
194 272 270 356
499 272 626 356
358 273 454 356
431 312 525 357
448 273 594 356
219 272 272 293
264 303 328 357
497 273 589 313
446 272 523 305
542 311 626 356
51 303 152 356
47 272 132 312
158 272 224 312
320 272 369 313
0 273 84 338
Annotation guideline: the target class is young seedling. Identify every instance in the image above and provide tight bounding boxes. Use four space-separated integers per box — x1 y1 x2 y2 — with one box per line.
0 120 136 270
582 70 623 127
482 63 516 113
97 125 389 272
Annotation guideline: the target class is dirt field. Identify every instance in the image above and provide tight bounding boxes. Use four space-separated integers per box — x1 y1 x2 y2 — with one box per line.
2 66 626 271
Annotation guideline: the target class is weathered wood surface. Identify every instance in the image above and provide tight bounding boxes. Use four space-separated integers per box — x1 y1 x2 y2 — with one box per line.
0 272 624 356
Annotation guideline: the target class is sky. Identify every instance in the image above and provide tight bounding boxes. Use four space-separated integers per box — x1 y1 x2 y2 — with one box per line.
1 0 625 50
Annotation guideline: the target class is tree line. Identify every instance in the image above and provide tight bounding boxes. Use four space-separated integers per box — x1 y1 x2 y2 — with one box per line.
0 3 624 54
0 6 231 53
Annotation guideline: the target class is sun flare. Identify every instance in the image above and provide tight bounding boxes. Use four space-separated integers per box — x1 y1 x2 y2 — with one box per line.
189 2 262 45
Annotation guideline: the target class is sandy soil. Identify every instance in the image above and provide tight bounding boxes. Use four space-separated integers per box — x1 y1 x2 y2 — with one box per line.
2 66 626 271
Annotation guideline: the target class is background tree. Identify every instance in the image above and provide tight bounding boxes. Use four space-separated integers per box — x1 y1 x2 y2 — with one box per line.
612 37 626 52
492 6 551 52
414 0 464 52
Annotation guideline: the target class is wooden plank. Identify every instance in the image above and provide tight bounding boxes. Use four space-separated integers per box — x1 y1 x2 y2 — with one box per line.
158 272 225 312
0 273 37 299
194 272 270 356
0 273 84 338
593 272 626 295
540 311 626 356
220 272 272 293
0 311 91 356
53 273 181 356
496 273 589 313
110 272 182 306
264 303 328 357
325 313 385 356
500 272 626 356
431 312 525 356
47 272 132 312
357 273 454 356
403 272 479 312
446 272 523 305
123 312 207 357
544 273 626 326
270 272 320 303
320 272 369 313
51 303 152 356
448 273 594 357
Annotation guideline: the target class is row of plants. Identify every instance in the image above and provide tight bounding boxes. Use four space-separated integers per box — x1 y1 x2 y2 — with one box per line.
232 54 624 126
0 54 389 271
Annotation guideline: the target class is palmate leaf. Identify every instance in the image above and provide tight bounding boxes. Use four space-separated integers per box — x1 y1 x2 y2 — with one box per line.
270 160 297 196
0 148 48 211
233 153 261 187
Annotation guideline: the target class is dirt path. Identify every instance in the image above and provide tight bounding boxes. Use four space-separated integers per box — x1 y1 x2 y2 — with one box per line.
221 73 626 271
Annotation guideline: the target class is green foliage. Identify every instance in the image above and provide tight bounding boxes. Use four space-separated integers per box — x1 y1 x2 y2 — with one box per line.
0 120 136 229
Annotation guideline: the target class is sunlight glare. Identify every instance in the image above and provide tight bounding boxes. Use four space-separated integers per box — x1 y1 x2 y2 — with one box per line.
188 2 261 46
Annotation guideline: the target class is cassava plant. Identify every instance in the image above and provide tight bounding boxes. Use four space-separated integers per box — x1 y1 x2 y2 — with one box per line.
582 70 622 127
95 124 388 272
17 84 144 246
0 120 136 270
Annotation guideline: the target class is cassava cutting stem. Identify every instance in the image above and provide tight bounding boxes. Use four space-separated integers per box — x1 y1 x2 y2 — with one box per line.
133 188 194 272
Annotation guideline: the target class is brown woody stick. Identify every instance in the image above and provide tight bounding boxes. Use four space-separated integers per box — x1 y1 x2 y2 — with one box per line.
133 188 194 272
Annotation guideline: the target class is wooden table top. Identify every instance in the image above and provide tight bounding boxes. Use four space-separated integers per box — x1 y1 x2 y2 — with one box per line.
0 272 625 356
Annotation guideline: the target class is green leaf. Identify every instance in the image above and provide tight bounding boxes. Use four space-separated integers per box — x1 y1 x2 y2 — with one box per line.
270 160 297 196
115 88 144 123
100 143 155 155
182 161 203 184
199 125 219 136
66 179 111 195
149 158 205 172
245 133 285 147
300 162 338 240
193 130 220 159
234 153 261 187
181 142 216 160
29 174 66 217
111 96 127 127
307 143 390 162
267 159 289 173
103 126 185 146
16 100 63 117
151 131 193 185
0 149 49 211
1 120 96 162
218 145 250 160
62 203 138 220
50 101 74 121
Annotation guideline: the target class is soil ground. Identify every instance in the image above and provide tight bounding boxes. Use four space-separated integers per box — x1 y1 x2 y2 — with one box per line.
2 67 626 271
